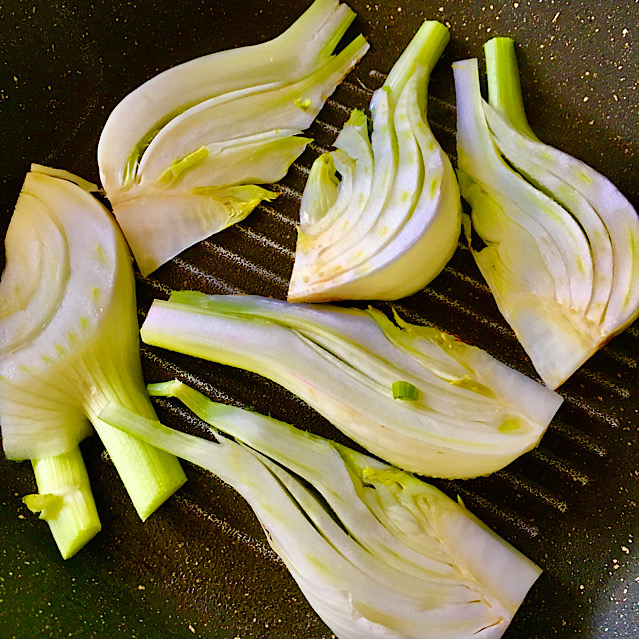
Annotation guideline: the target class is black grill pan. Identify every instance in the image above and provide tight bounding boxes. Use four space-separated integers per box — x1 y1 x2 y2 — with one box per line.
1 1 638 638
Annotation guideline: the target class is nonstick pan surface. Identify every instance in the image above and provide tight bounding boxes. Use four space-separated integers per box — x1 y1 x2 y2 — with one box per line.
0 1 638 638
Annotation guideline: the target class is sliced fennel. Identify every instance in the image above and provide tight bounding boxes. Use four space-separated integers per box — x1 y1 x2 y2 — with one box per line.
140 292 563 479
0 166 186 558
100 379 542 639
454 38 639 389
288 20 461 302
97 0 369 276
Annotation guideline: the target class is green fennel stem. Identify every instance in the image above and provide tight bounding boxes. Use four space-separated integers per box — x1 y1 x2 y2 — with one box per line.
484 37 537 140
27 449 101 559
77 330 188 522
314 0 358 60
391 380 419 401
383 20 450 106
91 415 187 521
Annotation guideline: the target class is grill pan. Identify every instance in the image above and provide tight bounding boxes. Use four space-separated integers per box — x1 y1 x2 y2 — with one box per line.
1 1 638 637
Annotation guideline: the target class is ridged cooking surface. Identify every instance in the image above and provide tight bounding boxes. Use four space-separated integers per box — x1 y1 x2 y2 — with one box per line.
1 1 638 638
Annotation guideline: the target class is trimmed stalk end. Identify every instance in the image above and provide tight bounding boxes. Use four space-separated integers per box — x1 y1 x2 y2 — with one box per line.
28 449 101 560
484 37 537 140
384 20 450 100
91 416 187 522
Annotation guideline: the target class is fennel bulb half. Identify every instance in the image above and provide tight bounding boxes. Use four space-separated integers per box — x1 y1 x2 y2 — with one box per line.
97 0 369 276
0 166 186 558
454 38 639 389
288 20 461 302
101 379 542 639
140 291 563 479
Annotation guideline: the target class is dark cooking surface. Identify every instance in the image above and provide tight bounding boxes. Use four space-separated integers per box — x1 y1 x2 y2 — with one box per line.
1 1 638 638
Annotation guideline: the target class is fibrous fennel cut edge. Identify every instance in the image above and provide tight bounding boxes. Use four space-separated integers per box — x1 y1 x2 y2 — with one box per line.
0 166 186 558
97 0 369 276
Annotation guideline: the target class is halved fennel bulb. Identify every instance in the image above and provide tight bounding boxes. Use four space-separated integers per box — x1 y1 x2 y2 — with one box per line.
454 38 639 389
98 0 369 276
100 379 542 639
0 167 186 558
140 292 563 479
288 20 461 302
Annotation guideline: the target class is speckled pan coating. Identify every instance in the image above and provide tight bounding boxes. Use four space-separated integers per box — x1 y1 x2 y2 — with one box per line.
0 1 638 638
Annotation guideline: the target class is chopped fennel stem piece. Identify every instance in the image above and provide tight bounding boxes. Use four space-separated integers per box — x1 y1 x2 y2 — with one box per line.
454 38 639 388
97 0 369 276
288 20 461 302
100 379 542 639
392 380 419 401
0 167 186 557
140 292 563 479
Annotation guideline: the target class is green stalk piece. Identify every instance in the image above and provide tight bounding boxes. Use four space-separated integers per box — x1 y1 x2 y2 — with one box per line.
23 450 100 560
454 38 639 389
0 166 186 558
100 379 542 639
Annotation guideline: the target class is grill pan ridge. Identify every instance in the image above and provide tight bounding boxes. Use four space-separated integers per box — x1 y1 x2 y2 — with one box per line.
0 1 638 638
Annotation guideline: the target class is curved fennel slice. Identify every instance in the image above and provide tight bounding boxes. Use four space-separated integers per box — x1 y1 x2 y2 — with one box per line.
139 292 563 479
97 0 369 276
0 166 186 558
454 38 639 389
100 379 542 639
288 20 461 303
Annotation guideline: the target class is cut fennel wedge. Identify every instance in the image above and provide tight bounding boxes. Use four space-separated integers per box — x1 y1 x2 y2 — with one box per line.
288 20 461 302
0 166 186 558
454 38 639 389
140 292 563 479
97 0 369 276
100 379 542 639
